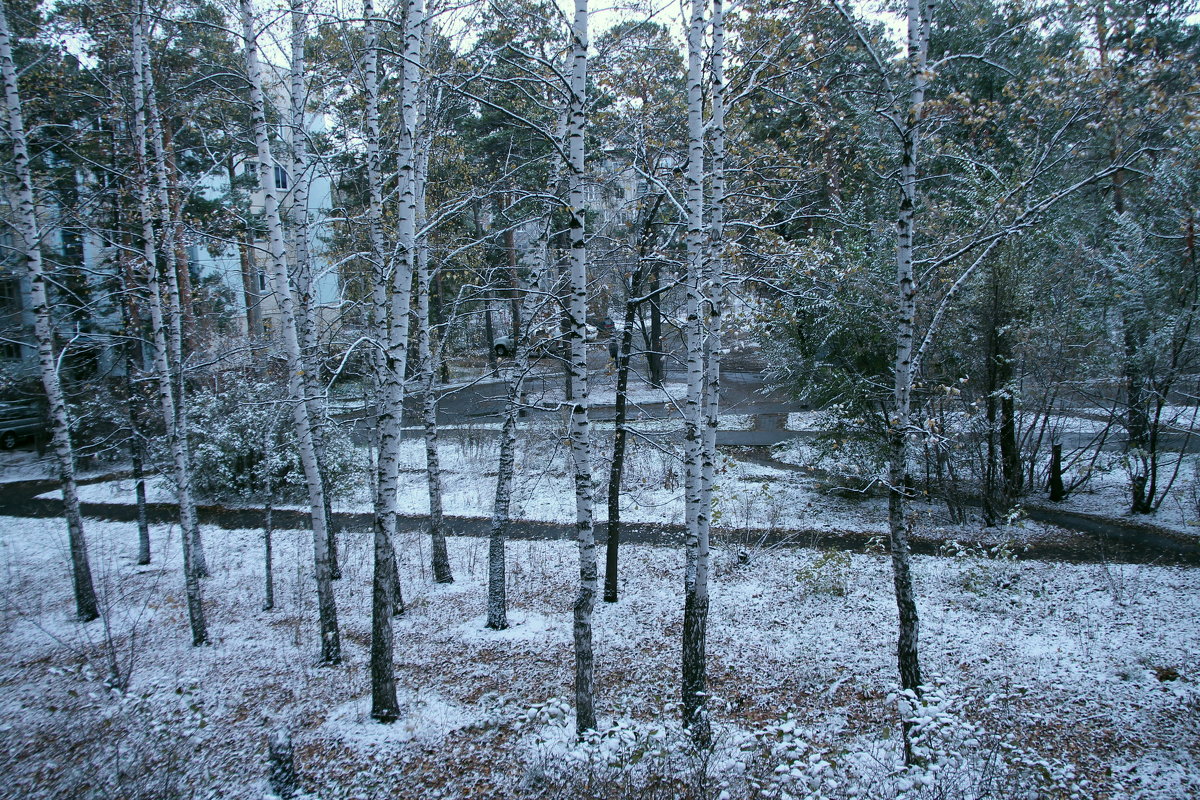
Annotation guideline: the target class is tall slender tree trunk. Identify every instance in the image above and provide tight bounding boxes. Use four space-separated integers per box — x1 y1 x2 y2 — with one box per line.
566 0 597 737
415 81 451 585
130 0 206 645
120 291 152 566
288 0 339 580
0 4 99 623
605 196 665 604
364 0 400 720
689 0 726 748
366 0 424 719
888 0 933 759
681 0 711 745
140 20 207 579
485 383 518 630
241 0 340 664
486 224 549 629
604 289 637 604
263 422 276 612
230 154 262 338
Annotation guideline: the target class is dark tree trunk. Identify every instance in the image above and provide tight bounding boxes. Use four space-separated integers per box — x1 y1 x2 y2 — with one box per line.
370 512 399 722
121 296 152 566
681 589 710 745
320 448 340 580
1000 393 1021 499
263 488 274 611
889 490 923 695
232 148 262 340
646 261 664 385
604 302 637 603
132 436 150 565
483 293 498 374
1048 442 1066 502
267 729 298 799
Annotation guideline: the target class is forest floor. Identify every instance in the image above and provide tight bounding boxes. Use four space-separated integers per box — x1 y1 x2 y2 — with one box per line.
2 380 1200 798
0 514 1197 799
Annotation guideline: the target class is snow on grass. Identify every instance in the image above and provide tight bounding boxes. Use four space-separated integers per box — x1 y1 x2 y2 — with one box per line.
46 427 862 532
1 513 1197 798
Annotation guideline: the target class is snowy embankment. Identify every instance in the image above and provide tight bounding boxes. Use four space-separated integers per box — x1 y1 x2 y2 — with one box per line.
1 515 1197 798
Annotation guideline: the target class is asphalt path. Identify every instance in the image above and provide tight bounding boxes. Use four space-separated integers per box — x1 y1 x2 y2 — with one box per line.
5 356 1198 566
2 471 1197 567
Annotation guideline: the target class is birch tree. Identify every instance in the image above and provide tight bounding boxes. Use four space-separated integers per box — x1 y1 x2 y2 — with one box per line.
367 0 425 721
485 224 550 630
364 0 401 723
415 54 452 586
0 2 98 622
138 2 208 579
882 0 932 725
288 0 340 580
563 0 598 736
785 0 1154 753
677 0 731 744
129 0 207 645
240 0 340 664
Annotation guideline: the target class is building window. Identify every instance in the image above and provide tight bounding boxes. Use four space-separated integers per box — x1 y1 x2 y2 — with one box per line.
0 279 20 313
0 340 21 360
274 164 289 190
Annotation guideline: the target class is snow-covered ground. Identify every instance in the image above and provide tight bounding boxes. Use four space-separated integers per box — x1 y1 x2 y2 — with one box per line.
33 415 1200 551
0 516 1197 798
38 428 885 535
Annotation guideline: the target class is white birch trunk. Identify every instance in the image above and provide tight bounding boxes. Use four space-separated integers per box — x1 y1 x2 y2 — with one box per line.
887 0 931 708
240 0 340 664
0 3 99 623
139 17 208 579
691 0 726 747
681 0 710 743
130 1 206 644
287 0 339 581
566 0 597 736
486 228 550 630
415 86 451 584
366 0 423 720
364 0 400 719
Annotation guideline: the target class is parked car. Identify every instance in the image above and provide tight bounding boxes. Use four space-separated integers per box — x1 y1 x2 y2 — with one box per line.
0 400 46 450
492 320 598 359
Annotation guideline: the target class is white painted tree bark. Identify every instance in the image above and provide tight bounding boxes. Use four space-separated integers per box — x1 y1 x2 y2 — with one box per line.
129 1 206 644
0 3 98 623
681 0 711 744
240 0 340 664
566 0 597 736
